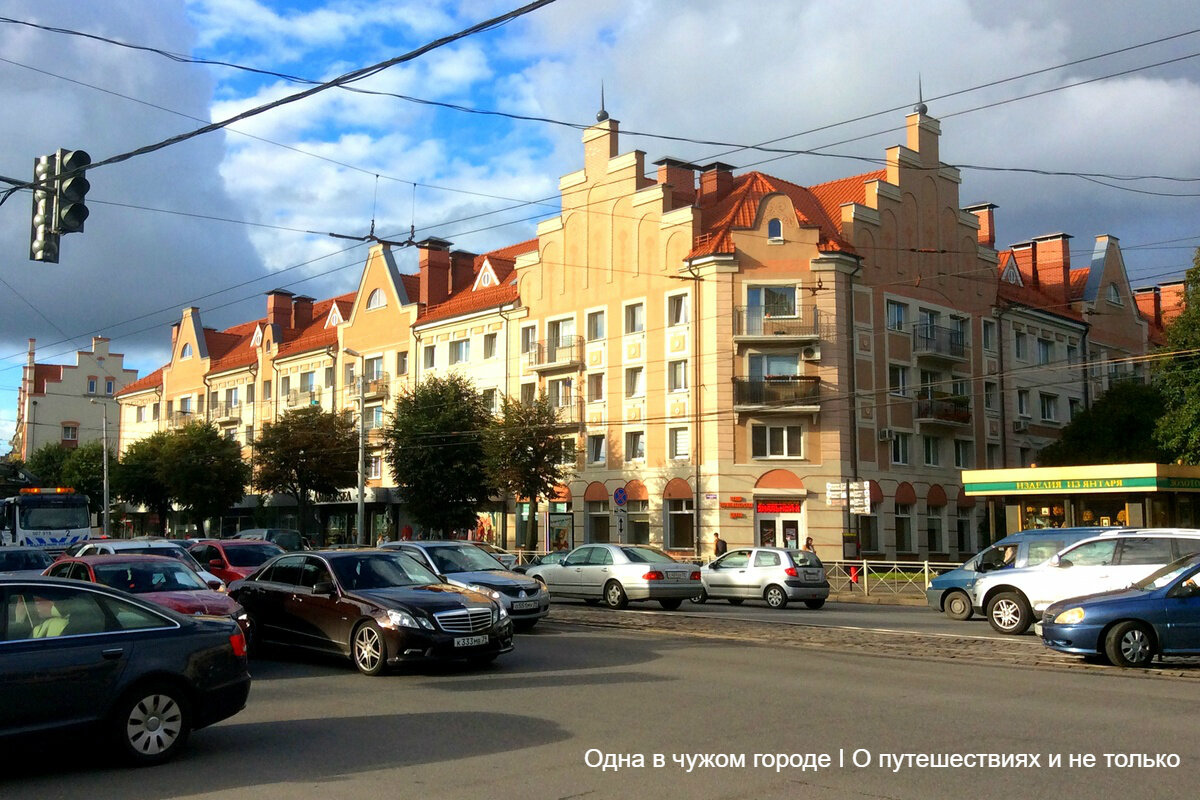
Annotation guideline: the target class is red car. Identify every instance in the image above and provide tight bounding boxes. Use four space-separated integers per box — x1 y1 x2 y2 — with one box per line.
43 554 249 635
188 539 285 584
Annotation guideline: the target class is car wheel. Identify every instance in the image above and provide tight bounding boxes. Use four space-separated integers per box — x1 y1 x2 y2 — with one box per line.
111 681 192 766
804 598 826 610
1105 621 1155 668
944 590 973 621
986 591 1032 635
659 598 683 610
603 580 628 609
764 585 788 609
352 621 388 676
690 588 708 604
727 598 744 606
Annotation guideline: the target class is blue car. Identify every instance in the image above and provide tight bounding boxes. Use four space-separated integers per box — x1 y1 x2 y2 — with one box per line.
1039 553 1200 667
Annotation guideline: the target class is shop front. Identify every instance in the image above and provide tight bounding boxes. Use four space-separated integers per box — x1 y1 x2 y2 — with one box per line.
754 498 805 549
961 463 1200 535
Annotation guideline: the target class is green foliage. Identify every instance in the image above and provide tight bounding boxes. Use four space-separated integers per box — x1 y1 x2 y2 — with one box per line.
162 422 250 526
1037 381 1168 466
385 374 492 534
483 391 575 549
252 406 358 541
1155 248 1200 463
60 441 107 503
25 442 70 487
114 433 172 535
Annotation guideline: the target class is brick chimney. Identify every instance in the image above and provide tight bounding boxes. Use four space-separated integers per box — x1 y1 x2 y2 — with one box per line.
654 157 697 207
1031 233 1072 293
292 295 314 330
417 238 452 307
450 250 478 294
698 162 735 201
964 203 997 249
266 289 294 328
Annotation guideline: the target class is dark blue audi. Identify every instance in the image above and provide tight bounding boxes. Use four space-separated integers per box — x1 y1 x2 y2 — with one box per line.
1038 553 1200 667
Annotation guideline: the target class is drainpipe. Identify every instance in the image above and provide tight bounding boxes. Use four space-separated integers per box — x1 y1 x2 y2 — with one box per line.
996 306 1009 468
845 259 863 556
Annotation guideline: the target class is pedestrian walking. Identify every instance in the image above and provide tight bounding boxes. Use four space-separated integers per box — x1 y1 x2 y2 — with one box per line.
802 536 816 553
713 531 728 556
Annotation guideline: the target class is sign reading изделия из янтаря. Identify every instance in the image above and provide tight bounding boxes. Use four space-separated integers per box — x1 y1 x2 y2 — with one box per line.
961 463 1200 495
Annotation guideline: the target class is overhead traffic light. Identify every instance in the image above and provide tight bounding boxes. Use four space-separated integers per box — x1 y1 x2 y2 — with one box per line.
29 153 59 263
53 149 91 234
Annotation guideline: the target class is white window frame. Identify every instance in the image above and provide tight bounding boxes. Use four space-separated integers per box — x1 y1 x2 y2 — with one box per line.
625 366 645 398
667 293 689 326
625 430 646 462
483 333 497 359
366 288 386 310
751 423 803 459
668 360 688 392
624 302 645 334
891 432 910 465
423 345 436 369
450 339 470 365
587 373 604 403
587 434 606 465
586 310 605 341
669 427 689 460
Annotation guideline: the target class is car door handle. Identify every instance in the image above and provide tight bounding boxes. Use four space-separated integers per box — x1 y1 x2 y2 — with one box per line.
102 648 124 660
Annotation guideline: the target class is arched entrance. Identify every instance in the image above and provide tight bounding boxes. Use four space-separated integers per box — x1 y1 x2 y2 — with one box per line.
753 470 806 549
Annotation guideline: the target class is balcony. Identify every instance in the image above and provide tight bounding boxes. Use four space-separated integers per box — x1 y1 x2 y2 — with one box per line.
526 336 584 372
733 305 819 341
550 394 584 427
913 323 967 363
366 427 388 447
287 388 322 408
166 411 195 429
210 402 241 423
915 390 971 427
733 377 821 413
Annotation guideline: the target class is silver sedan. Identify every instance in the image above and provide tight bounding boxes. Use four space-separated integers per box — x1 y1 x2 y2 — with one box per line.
695 547 829 609
526 543 700 610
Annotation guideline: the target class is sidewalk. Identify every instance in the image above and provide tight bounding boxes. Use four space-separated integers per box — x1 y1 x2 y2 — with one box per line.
828 589 928 607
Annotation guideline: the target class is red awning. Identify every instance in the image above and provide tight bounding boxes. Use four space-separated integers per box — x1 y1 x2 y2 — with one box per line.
895 482 916 505
662 477 692 499
927 484 947 508
625 479 648 501
584 482 608 502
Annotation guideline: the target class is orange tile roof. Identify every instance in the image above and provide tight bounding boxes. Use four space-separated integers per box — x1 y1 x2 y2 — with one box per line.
117 366 164 397
476 238 537 283
995 251 1083 321
275 294 354 357
809 170 887 235
418 282 519 325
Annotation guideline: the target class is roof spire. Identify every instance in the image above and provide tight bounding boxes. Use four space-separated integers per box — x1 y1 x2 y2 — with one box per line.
596 81 609 122
914 74 928 115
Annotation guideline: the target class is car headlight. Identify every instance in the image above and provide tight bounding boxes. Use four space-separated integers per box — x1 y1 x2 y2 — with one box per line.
386 609 434 630
1053 607 1086 625
497 602 508 620
467 583 502 601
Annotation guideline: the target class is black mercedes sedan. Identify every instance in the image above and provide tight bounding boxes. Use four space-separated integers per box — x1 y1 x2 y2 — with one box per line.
229 550 513 675
0 577 251 766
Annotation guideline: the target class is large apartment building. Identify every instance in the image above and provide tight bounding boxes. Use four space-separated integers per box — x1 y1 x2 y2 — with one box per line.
116 108 1176 559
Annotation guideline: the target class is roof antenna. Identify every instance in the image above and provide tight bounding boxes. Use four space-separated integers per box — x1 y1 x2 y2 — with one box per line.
914 74 928 115
368 173 379 238
596 81 609 122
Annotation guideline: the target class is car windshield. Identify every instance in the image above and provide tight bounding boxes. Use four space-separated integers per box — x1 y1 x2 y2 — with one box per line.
0 549 53 571
330 553 440 590
18 500 90 530
93 560 208 593
429 545 505 573
123 545 199 568
786 550 823 568
1132 556 1200 591
225 543 283 567
620 546 679 564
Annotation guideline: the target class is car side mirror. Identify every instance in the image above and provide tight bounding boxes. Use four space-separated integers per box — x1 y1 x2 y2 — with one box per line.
312 581 336 595
209 559 224 569
206 579 224 591
1056 557 1073 569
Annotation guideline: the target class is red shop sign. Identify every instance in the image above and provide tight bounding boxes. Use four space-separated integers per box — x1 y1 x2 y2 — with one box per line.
756 500 803 514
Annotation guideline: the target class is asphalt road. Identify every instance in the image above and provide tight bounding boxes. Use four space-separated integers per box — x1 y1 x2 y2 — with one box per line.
8 618 1197 800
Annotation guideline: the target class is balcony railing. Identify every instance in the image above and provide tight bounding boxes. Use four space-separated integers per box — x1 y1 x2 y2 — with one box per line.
210 401 241 422
733 305 820 338
550 394 583 426
287 388 322 408
915 390 971 425
912 323 966 360
733 376 820 410
166 411 195 429
526 336 584 371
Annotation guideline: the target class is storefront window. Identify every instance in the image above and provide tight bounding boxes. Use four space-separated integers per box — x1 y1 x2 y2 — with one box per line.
1073 497 1123 528
1022 499 1067 529
666 498 694 550
926 508 944 553
628 500 649 544
587 500 609 543
895 504 912 552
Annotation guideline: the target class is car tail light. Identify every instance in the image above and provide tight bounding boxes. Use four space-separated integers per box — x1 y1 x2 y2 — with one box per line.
690 571 701 580
229 630 248 658
643 570 665 581
784 566 798 577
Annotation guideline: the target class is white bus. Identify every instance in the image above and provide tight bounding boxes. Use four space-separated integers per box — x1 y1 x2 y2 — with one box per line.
0 488 92 552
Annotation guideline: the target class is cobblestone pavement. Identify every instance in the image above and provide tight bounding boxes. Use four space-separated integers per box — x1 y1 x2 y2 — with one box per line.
543 605 1200 681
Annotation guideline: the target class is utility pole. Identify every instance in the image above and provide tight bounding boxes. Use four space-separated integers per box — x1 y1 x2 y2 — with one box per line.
91 398 110 536
343 348 367 545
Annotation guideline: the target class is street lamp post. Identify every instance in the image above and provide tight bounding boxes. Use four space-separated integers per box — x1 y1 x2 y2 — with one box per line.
90 398 110 536
343 348 367 545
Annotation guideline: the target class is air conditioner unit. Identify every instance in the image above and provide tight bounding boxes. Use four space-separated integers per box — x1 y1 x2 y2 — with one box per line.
801 345 821 361
1013 420 1029 433
877 428 895 442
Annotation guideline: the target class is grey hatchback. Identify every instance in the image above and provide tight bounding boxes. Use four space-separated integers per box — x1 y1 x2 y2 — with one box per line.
695 547 829 609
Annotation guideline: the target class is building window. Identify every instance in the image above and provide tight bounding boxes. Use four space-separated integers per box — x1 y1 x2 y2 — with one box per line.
262 380 272 402
548 378 573 410
368 456 382 479
180 343 193 359
751 423 802 459
225 387 239 408
365 406 384 429
450 339 469 365
1066 344 1078 365
520 383 536 405
984 382 997 411
1040 393 1059 422
1017 389 1030 417
982 319 996 351
1069 397 1082 419
105 379 115 395
246 384 255 405
363 357 382 381
87 378 97 394
423 345 435 369
135 406 145 423
986 443 1000 468
180 396 193 414
954 439 972 469
956 508 974 553
927 510 944 553
668 360 687 392
891 432 910 465
1037 338 1053 365
62 425 78 441
669 427 689 459
587 434 606 465
587 373 604 403
666 498 695 550
587 500 610 543
628 499 649 544
886 300 907 331
583 310 604 342
395 351 408 376
748 286 797 317
1014 332 1027 360
300 371 316 393
624 302 644 334
1107 283 1122 305
625 431 645 461
888 364 909 396
483 333 497 359
481 388 498 413
152 402 160 420
245 424 254 442
365 288 385 309
520 325 536 355
767 217 783 242
950 316 968 346
667 294 688 326
323 367 335 390
625 367 645 398
895 504 913 552
556 437 576 466
923 435 941 467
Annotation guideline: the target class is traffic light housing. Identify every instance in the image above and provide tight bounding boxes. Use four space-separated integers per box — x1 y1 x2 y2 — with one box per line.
29 153 59 263
53 148 91 234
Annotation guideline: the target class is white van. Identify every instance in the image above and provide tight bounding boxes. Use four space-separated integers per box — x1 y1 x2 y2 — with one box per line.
973 529 1200 634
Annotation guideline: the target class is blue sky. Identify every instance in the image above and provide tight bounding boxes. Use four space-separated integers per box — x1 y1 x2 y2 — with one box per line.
2 0 1199 449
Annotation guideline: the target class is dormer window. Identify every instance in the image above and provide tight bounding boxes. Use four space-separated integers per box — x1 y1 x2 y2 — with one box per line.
1107 283 1122 305
479 271 494 287
180 343 193 359
767 218 783 243
366 288 386 310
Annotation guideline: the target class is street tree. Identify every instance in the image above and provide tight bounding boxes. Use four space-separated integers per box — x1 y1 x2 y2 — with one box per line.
483 391 575 550
114 432 173 536
60 440 107 505
1155 247 1200 462
385 374 492 535
161 422 250 533
25 442 70 486
252 406 357 544
1037 381 1168 466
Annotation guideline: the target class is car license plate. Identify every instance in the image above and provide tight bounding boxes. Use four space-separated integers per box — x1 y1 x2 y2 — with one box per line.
512 600 538 610
668 572 689 581
454 635 489 647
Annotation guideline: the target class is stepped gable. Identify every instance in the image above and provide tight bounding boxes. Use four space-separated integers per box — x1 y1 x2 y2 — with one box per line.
416 239 536 325
809 169 887 237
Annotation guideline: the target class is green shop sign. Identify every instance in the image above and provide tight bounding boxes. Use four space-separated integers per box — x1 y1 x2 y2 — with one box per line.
965 477 1159 494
